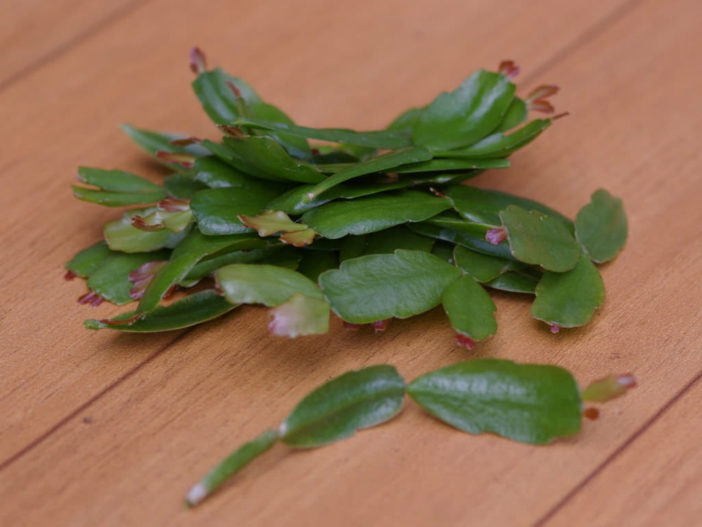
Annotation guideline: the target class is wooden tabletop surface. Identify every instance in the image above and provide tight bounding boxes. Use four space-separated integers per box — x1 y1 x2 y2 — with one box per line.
2 1 701 525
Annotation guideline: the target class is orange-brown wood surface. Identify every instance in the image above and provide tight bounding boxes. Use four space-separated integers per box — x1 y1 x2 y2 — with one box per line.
1 1 700 525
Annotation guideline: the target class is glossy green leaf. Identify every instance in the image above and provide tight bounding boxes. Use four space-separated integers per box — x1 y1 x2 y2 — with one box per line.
386 106 424 133
410 216 514 260
192 156 279 195
104 209 186 253
232 117 412 149
190 187 279 235
437 119 550 159
442 276 497 341
575 189 628 263
413 70 516 150
444 185 572 230
500 206 581 272
137 231 264 313
302 191 450 239
73 166 166 207
163 174 207 199
268 293 330 337
192 68 261 124
485 271 539 294
66 241 112 278
185 429 279 507
185 247 281 281
85 290 236 331
495 97 528 133
408 359 582 444
77 167 163 193
280 365 406 448
531 253 605 328
246 102 312 159
87 251 168 305
319 249 461 323
267 178 418 215
453 245 515 282
215 264 323 307
304 146 432 200
120 124 210 165
392 157 509 174
204 136 323 184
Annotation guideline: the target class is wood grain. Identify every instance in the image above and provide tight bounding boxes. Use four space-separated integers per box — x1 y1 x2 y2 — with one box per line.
1 0 701 525
544 378 702 526
0 0 143 89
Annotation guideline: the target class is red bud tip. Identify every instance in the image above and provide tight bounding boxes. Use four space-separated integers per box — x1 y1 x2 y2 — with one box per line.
583 407 600 420
371 319 390 333
528 99 555 113
527 84 559 101
163 285 177 299
343 322 362 330
78 291 104 307
100 313 143 326
155 151 195 168
455 333 476 350
552 111 570 121
429 187 447 198
217 124 245 137
64 270 77 281
311 148 321 156
131 216 163 231
189 47 207 75
498 60 520 79
128 261 168 300
225 80 242 99
169 136 201 146
549 324 561 334
485 227 507 245
158 197 190 212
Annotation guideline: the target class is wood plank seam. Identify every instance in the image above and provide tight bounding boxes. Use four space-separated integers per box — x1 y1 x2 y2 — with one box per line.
520 0 643 86
0 328 194 471
533 369 702 527
519 0 643 87
0 0 651 488
0 0 150 94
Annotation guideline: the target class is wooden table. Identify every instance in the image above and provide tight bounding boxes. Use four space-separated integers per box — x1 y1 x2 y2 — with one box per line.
2 1 700 525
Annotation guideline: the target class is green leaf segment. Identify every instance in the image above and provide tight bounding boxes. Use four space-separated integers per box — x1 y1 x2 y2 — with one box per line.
184 360 635 507
66 50 627 344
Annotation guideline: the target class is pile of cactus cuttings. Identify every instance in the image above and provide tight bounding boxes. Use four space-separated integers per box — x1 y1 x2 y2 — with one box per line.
65 49 628 348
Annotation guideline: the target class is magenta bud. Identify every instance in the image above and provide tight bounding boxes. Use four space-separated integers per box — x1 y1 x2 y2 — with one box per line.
158 197 190 212
217 124 245 137
189 47 207 74
455 333 476 350
78 291 104 307
64 270 77 281
156 151 196 168
371 319 390 333
485 227 507 245
169 136 201 146
549 324 561 334
528 99 555 113
497 60 520 79
527 84 559 101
